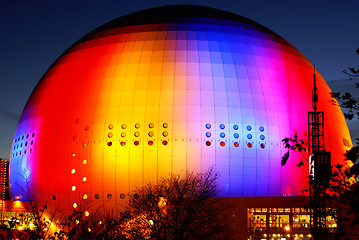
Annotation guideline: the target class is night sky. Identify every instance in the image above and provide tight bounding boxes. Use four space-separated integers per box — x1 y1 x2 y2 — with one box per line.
1 0 358 158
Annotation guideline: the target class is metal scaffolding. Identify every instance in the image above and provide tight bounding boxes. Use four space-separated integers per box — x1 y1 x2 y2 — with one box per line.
308 71 331 239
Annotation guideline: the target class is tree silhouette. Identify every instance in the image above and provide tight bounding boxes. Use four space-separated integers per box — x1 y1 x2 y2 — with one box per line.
116 169 233 240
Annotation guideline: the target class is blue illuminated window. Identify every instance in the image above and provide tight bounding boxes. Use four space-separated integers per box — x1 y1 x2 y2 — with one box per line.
247 134 252 139
205 132 211 137
233 124 239 130
260 135 265 140
219 124 225 129
220 132 225 138
205 123 211 129
246 125 252 131
233 133 239 139
259 126 264 132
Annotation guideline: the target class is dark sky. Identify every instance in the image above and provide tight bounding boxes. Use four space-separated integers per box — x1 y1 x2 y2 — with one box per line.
1 0 358 158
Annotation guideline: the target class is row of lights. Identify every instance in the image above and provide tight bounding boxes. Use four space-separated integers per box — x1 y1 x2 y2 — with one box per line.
107 139 169 146
205 123 265 131
205 141 265 148
71 153 89 212
262 233 311 238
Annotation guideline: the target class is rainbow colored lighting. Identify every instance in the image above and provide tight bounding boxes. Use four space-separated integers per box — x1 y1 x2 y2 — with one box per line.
10 5 351 211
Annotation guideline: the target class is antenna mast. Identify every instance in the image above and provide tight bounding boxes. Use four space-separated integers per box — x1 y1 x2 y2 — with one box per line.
308 66 331 239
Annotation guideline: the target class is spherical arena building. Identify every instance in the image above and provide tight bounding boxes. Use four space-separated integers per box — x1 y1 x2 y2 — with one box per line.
9 5 351 239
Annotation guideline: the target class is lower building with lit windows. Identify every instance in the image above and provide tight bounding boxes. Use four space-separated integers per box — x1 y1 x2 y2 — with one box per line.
9 5 351 239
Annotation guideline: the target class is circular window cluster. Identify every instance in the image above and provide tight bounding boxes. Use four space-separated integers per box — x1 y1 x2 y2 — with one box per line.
102 122 169 147
202 123 267 149
12 132 36 157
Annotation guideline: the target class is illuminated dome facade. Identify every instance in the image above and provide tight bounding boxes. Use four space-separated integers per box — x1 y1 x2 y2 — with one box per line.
10 5 351 210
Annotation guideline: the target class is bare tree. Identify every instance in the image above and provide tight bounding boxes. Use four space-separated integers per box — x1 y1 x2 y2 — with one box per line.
116 169 233 240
